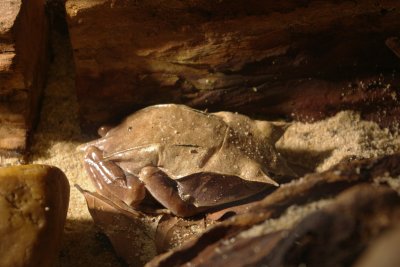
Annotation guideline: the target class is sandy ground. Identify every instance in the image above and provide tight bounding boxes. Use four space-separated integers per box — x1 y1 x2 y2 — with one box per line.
22 19 400 267
28 30 123 266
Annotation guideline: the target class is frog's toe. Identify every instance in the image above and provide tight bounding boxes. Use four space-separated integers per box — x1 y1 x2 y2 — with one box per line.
84 146 145 206
139 166 202 217
84 146 125 182
83 146 109 193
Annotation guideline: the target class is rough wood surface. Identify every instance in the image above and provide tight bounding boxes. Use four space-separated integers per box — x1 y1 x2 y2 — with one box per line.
0 0 49 158
146 154 400 267
65 0 400 131
354 226 400 267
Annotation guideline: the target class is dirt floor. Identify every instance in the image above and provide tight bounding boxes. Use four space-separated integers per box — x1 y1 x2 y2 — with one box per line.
28 29 124 266
23 15 400 267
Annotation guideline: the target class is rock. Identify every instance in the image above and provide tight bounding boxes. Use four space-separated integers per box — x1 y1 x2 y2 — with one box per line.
0 0 49 158
65 0 400 131
0 164 70 267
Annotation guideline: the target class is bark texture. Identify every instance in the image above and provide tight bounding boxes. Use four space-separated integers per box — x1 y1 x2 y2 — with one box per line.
65 0 400 131
146 154 400 267
0 0 49 157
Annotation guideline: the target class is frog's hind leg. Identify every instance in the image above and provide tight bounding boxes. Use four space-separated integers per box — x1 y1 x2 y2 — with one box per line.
139 166 203 217
84 146 146 207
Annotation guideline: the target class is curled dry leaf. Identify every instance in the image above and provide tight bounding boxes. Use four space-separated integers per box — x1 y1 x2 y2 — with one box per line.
77 186 158 267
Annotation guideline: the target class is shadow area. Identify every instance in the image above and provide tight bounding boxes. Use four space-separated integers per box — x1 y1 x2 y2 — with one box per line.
277 147 335 177
60 218 127 267
27 0 93 158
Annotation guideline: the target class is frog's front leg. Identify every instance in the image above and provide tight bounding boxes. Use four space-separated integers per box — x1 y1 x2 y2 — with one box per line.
84 146 146 207
139 166 204 217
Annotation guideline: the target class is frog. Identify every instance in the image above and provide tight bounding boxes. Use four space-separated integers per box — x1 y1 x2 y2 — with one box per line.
78 104 296 217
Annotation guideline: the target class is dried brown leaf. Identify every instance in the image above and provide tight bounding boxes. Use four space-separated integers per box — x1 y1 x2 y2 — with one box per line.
77 186 158 267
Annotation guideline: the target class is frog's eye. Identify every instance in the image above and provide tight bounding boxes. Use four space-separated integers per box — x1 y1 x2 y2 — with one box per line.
127 126 133 132
97 125 113 137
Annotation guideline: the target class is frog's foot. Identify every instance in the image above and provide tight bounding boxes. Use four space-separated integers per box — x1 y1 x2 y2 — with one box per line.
84 146 145 207
139 166 203 217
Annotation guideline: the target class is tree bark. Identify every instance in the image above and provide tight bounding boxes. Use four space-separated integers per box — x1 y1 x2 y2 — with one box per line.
0 0 49 158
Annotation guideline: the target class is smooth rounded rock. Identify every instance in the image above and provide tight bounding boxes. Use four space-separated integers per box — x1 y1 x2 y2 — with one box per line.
0 164 69 267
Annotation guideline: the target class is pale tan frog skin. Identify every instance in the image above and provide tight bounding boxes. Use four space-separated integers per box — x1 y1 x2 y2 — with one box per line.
79 104 295 217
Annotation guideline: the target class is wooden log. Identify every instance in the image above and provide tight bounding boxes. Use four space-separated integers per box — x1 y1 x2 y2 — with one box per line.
65 0 400 131
0 0 49 158
146 154 400 267
354 226 400 267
